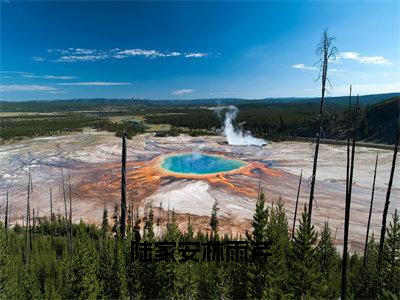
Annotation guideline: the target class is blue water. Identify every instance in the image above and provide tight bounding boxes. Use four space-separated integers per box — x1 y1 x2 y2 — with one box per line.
161 153 246 175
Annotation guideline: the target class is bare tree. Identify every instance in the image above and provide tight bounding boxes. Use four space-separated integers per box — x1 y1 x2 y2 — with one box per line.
67 173 73 256
49 186 54 247
341 94 359 300
291 169 303 239
25 170 31 269
363 154 378 264
308 29 337 218
120 133 127 238
56 144 68 220
5 187 9 231
32 209 36 239
378 130 399 267
345 86 352 202
60 168 68 220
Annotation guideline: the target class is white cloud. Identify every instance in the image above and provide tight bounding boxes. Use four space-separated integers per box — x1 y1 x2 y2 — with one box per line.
22 74 77 79
53 54 109 62
292 64 317 71
116 49 166 58
185 53 208 58
0 71 76 80
0 84 58 92
172 89 196 95
336 51 391 65
48 90 69 94
44 48 210 62
44 75 77 79
58 81 131 86
0 71 33 75
31 56 46 62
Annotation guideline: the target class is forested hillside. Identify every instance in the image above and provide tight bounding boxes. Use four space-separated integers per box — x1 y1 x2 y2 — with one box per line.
1 194 399 299
1 95 398 144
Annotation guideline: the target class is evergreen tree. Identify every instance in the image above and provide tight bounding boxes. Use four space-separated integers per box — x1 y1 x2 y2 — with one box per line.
316 221 340 299
112 203 119 238
381 209 400 297
127 204 133 239
101 207 109 238
69 222 101 298
289 204 321 298
251 191 269 242
266 198 291 298
185 214 194 241
355 235 380 298
0 223 8 295
98 237 117 297
164 210 181 242
143 206 155 241
248 192 269 298
210 200 219 240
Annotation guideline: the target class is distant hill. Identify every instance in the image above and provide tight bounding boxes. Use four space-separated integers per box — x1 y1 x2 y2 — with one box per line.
0 92 398 112
357 97 399 144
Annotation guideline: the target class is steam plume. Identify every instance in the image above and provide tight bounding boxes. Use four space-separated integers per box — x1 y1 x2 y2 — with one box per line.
222 105 266 146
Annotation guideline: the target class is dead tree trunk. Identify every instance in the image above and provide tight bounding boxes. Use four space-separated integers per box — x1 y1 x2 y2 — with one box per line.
308 29 337 219
68 173 73 256
341 94 359 300
61 168 68 221
378 130 399 267
25 172 31 269
120 133 127 239
363 154 378 264
49 186 54 247
5 187 9 231
292 170 303 239
345 86 352 200
29 176 33 251
32 209 36 240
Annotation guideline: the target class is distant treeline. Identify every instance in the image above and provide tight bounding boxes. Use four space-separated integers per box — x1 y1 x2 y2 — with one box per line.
1 97 398 144
0 114 145 142
146 97 399 144
1 194 399 299
1 92 398 112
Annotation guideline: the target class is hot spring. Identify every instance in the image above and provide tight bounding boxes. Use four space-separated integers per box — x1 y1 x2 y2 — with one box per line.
161 153 246 175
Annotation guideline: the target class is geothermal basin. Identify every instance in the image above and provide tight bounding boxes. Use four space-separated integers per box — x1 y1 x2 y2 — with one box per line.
0 129 399 252
161 153 247 175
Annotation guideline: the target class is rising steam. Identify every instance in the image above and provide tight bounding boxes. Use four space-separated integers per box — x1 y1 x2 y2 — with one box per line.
220 105 267 146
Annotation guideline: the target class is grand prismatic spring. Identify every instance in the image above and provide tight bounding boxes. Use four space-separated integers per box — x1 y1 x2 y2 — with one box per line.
0 130 399 251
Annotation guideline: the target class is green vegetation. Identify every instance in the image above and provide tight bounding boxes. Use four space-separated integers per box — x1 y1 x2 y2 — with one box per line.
0 114 95 141
0 194 399 299
1 96 398 144
0 114 145 143
146 98 399 144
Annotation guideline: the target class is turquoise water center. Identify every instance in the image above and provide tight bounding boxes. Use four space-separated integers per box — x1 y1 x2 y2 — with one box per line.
161 153 246 175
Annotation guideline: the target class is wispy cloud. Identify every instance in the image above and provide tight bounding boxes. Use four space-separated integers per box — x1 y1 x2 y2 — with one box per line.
292 64 317 71
171 89 196 95
43 48 210 62
185 53 208 58
0 71 32 75
31 56 46 62
1 71 76 80
23 74 77 80
58 81 131 86
336 51 391 65
43 75 77 79
0 84 58 92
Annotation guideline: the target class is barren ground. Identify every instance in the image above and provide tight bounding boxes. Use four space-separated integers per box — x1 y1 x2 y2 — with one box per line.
0 129 398 252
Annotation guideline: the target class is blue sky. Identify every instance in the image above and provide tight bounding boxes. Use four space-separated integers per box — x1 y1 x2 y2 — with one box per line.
0 1 399 101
